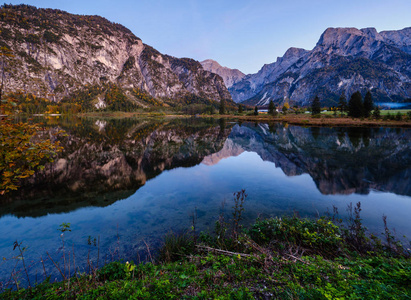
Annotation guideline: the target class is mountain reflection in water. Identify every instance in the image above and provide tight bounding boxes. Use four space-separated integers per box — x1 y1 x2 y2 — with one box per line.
1 119 410 218
0 117 410 287
1 117 231 217
221 123 410 196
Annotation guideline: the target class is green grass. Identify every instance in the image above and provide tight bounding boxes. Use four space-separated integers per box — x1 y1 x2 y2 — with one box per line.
4 252 409 300
380 109 411 115
321 109 411 116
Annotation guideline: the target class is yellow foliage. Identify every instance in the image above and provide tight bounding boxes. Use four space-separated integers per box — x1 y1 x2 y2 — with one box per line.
0 100 63 194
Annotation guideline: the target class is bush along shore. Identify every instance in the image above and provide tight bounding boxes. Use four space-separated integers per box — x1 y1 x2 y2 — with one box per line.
1 191 410 299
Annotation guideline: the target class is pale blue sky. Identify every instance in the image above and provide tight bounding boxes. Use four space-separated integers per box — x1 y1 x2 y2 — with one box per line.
6 0 411 74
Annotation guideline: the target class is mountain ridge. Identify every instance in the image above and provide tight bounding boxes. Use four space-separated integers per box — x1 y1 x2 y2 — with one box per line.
0 4 233 109
229 26 411 106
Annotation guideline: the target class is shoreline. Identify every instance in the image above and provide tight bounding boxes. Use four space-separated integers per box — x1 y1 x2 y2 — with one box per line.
77 112 411 127
5 111 410 127
222 114 411 128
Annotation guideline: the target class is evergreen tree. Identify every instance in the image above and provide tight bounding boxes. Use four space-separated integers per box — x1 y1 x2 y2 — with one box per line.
338 93 347 115
209 105 215 115
348 91 363 118
254 106 258 115
268 100 275 115
311 96 321 115
372 106 381 119
363 90 374 118
238 104 243 114
219 99 225 115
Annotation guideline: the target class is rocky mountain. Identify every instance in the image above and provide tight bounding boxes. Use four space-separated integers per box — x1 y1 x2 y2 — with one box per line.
0 4 232 108
229 27 411 106
229 47 309 103
200 59 245 88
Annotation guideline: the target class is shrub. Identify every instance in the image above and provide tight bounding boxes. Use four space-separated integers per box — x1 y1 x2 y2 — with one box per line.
97 262 127 281
248 216 343 256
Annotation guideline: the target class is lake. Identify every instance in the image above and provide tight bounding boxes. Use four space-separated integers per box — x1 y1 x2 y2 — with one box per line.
0 117 410 287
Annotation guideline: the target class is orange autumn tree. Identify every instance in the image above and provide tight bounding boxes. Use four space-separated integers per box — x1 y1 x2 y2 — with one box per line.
0 98 63 194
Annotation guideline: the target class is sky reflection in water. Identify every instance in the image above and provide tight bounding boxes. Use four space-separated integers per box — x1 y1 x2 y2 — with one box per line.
0 118 410 285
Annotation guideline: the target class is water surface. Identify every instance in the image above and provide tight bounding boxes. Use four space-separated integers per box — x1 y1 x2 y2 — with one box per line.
0 117 410 286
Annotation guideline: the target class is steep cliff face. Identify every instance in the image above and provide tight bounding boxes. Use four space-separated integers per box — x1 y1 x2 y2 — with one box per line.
200 59 245 88
229 27 411 106
0 5 232 106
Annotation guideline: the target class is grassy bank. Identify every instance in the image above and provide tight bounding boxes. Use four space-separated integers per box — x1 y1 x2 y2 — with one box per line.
76 111 411 128
77 111 184 119
216 113 411 128
1 193 410 299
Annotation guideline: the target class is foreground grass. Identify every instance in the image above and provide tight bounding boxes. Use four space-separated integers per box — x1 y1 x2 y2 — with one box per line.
2 206 410 299
2 252 409 299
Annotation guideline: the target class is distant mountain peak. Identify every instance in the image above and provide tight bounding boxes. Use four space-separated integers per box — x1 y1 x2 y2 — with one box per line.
201 59 219 65
282 47 309 59
316 27 384 48
360 27 380 38
229 26 411 106
200 59 245 88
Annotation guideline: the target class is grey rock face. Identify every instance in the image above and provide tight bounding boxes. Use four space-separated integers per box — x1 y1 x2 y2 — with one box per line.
0 5 232 104
229 27 411 106
200 59 245 88
229 47 309 103
381 27 411 55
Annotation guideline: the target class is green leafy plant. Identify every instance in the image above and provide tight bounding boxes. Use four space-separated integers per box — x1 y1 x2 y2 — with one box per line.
97 261 126 281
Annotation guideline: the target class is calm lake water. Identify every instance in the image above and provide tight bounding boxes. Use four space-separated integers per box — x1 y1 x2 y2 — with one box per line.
1 117 410 287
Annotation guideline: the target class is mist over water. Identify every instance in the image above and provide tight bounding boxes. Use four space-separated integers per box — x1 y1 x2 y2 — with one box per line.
376 102 411 109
